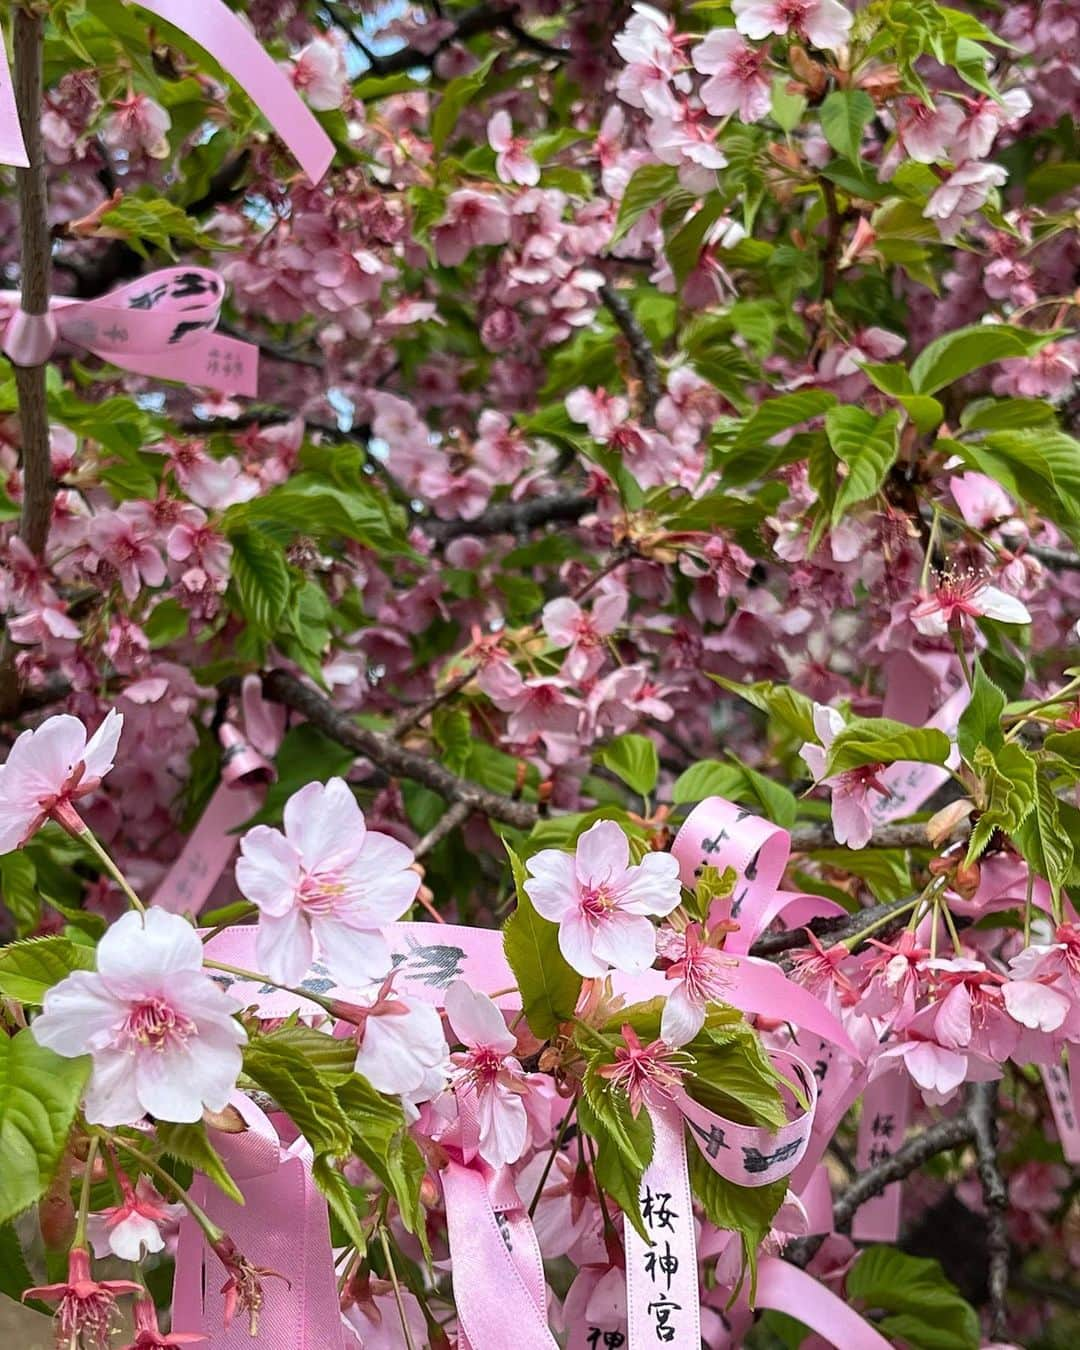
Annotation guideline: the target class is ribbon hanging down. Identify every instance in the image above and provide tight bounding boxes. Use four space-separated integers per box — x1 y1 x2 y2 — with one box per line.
0 0 333 182
1 267 258 397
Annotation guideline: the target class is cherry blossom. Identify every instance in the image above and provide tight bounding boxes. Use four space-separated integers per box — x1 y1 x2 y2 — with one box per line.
488 111 540 187
87 1177 183 1261
291 37 348 111
0 708 122 850
658 922 737 1045
31 908 246 1125
910 571 1032 637
542 592 626 682
101 93 171 159
23 1247 141 1350
924 161 1009 239
523 819 681 976
235 777 420 987
692 29 772 123
596 1024 687 1116
121 1295 208 1348
732 0 852 51
346 980 451 1112
446 981 530 1167
800 703 889 850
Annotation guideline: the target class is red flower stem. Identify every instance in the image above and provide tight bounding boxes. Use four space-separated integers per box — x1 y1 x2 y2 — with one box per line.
108 1136 225 1246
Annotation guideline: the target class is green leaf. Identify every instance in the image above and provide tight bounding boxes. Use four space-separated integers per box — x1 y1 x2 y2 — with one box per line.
0 1029 90 1224
672 760 745 805
336 1075 426 1247
98 192 223 260
432 51 499 152
825 406 899 522
242 1039 351 1157
252 1024 357 1083
819 89 874 162
956 660 1005 765
966 742 1038 864
846 1247 980 1350
577 1079 654 1242
229 530 291 637
610 164 679 247
709 677 817 742
810 848 913 903
0 937 96 1004
598 734 659 797
731 391 837 454
909 325 1052 394
770 76 807 134
0 1221 44 1310
689 1147 786 1284
156 1121 243 1204
1015 773 1074 906
729 758 797 829
825 717 952 775
0 852 40 937
502 843 582 1039
312 1154 369 1252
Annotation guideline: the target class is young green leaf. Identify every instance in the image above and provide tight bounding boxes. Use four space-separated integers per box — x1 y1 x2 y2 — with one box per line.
0 936 96 1005
502 843 582 1039
598 733 659 797
956 660 1006 764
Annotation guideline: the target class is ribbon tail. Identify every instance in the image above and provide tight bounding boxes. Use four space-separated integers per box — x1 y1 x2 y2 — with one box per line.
137 0 334 183
171 1098 346 1349
755 1257 893 1350
442 1160 558 1350
94 331 259 398
152 781 263 915
0 41 28 169
625 1099 701 1350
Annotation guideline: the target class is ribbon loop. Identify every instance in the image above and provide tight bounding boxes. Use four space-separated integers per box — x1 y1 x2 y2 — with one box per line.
0 0 333 182
1 266 258 396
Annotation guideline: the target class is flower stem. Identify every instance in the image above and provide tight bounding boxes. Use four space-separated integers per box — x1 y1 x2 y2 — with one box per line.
108 1136 224 1245
528 1103 577 1219
72 1136 99 1249
379 1226 418 1350
842 896 919 952
202 958 341 1017
80 829 145 914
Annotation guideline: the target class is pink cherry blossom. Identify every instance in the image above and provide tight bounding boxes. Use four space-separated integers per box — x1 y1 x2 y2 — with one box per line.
87 506 167 603
347 982 451 1112
800 703 889 850
121 1295 208 1348
433 189 512 266
893 97 964 163
566 386 630 439
235 777 420 987
31 908 246 1125
523 819 681 976
951 90 1032 162
596 1024 687 1116
23 1247 141 1349
101 93 171 159
658 922 737 1045
515 1147 603 1261
291 37 348 111
488 111 540 186
87 1177 184 1261
446 981 530 1167
542 592 626 682
924 161 1008 240
0 707 122 850
692 29 772 123
910 571 1031 636
732 0 852 51
342 1281 427 1350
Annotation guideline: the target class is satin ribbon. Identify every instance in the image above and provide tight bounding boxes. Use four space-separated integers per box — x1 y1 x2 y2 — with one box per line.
0 0 333 182
755 1257 893 1349
172 1094 346 1349
1 267 257 396
154 697 277 916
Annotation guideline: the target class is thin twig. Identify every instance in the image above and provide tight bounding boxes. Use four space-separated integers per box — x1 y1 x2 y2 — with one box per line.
788 821 945 853
262 669 539 830
970 1080 1010 1339
599 280 661 426
749 893 924 958
423 491 595 544
414 800 472 860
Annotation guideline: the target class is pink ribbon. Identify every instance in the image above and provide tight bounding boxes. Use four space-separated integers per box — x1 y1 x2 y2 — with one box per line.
0 0 333 182
1041 1058 1080 1164
851 1069 911 1243
755 1256 893 1349
443 1158 559 1350
1 267 257 396
153 709 275 916
172 1094 346 1349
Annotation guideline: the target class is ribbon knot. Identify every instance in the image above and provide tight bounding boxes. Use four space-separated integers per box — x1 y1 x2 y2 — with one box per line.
1 267 258 397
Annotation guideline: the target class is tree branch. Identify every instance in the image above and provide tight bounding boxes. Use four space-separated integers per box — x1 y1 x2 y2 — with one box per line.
348 3 561 78
970 1080 1010 1339
414 799 472 860
749 892 926 958
423 491 595 544
599 280 661 426
1022 541 1080 572
788 821 942 853
10 5 51 558
261 669 539 830
0 7 52 719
